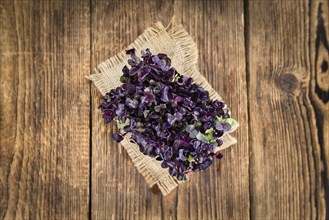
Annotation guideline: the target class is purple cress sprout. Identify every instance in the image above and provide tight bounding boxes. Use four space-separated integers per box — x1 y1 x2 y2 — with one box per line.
99 49 235 181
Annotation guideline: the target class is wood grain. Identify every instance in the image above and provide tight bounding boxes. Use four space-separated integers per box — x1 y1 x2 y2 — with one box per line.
1 0 328 219
247 0 328 219
0 0 90 219
91 0 248 219
91 1 167 219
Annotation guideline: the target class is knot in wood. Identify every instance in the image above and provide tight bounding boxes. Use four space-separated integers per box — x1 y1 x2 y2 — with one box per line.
321 60 328 73
278 73 299 94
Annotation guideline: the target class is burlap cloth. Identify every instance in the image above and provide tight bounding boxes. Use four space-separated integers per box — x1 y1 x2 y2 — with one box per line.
88 21 239 195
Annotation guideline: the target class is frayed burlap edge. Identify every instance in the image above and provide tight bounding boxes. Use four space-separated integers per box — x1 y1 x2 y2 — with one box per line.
87 21 239 195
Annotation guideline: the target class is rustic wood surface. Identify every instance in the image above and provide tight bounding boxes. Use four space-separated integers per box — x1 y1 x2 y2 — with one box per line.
0 0 328 219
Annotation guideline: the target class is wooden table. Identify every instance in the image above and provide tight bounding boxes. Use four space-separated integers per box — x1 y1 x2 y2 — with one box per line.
1 0 328 219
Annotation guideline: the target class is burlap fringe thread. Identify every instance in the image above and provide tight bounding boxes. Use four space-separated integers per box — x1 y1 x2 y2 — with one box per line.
88 21 239 196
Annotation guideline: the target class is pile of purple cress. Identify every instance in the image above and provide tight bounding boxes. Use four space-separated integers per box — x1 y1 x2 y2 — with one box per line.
99 49 235 181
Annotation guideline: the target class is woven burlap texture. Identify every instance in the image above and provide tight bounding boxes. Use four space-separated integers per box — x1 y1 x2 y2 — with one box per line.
88 21 239 195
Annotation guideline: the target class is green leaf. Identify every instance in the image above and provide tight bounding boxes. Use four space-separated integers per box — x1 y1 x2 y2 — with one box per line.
209 139 218 147
118 118 130 129
205 128 214 134
196 132 209 143
215 115 234 126
225 118 235 126
215 115 222 123
172 73 180 82
187 155 195 162
205 128 214 140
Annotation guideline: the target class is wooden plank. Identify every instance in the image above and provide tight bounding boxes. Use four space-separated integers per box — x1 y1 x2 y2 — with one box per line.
0 0 90 219
173 1 249 219
91 0 248 219
309 1 329 218
91 1 168 219
247 0 328 219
